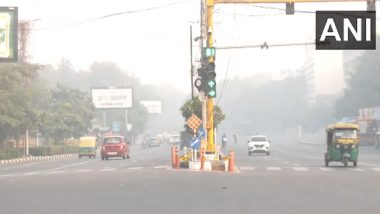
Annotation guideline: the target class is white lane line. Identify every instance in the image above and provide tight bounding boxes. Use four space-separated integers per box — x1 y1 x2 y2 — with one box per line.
47 160 95 172
48 171 65 174
0 174 17 177
372 168 380 172
128 167 142 170
348 168 364 172
293 167 309 171
240 166 255 171
267 167 282 171
320 167 335 172
75 169 91 173
153 165 169 169
23 171 41 176
0 162 38 171
101 168 116 171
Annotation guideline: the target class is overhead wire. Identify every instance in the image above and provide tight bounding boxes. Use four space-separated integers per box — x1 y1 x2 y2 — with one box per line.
22 0 192 31
216 5 237 105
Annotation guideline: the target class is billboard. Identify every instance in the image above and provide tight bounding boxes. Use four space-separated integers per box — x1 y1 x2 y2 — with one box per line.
140 100 162 114
92 88 132 109
0 7 17 62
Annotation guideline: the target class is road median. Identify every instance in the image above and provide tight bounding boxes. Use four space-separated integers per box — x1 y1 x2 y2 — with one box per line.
0 154 78 165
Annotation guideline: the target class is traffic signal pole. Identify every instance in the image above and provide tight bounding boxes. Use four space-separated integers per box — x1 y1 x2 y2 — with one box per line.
206 0 215 153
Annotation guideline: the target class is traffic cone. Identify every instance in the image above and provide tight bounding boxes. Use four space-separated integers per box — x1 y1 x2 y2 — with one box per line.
228 150 235 172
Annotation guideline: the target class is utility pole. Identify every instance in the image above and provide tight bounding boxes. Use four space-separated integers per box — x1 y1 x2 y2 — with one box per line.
206 0 215 153
190 25 194 99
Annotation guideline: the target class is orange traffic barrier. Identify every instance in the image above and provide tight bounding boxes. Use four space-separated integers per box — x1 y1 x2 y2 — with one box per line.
175 152 180 168
171 146 176 168
228 150 235 172
200 147 205 170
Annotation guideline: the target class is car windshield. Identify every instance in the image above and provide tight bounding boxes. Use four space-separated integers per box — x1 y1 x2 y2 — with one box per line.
103 137 122 144
334 129 357 139
251 137 267 142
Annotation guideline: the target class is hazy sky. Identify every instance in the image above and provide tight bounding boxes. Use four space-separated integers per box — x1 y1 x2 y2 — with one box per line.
2 0 378 92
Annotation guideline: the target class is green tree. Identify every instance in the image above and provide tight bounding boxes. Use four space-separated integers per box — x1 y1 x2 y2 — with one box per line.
39 85 95 143
0 63 44 145
335 36 380 118
180 98 225 132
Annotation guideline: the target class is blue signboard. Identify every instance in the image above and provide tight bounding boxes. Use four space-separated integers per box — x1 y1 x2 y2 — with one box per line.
111 122 121 132
189 137 201 150
198 128 206 139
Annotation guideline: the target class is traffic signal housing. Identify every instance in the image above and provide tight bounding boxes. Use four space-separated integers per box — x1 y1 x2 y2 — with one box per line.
206 62 216 98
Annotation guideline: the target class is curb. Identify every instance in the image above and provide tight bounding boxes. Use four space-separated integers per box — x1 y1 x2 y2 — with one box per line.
0 154 78 165
296 140 324 146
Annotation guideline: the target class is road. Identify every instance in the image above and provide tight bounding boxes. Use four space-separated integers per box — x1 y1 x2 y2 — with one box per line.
1 136 380 214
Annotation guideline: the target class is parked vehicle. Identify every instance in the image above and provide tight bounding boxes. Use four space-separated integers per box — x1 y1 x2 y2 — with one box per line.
248 135 270 156
101 136 129 160
168 135 180 145
79 136 97 159
324 123 359 167
144 137 161 148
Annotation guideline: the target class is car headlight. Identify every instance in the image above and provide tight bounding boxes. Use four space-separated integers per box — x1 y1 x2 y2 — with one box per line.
335 144 340 149
351 144 356 149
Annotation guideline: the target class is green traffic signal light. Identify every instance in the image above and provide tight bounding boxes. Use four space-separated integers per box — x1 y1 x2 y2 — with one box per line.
202 47 216 58
207 79 216 98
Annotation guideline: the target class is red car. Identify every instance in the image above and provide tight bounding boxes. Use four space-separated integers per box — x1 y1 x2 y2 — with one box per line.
101 136 130 160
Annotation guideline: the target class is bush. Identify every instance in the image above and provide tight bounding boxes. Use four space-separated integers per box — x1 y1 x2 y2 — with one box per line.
0 148 23 160
29 146 78 156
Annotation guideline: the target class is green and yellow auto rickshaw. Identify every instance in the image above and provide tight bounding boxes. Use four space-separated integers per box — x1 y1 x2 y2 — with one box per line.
324 123 360 167
79 136 97 159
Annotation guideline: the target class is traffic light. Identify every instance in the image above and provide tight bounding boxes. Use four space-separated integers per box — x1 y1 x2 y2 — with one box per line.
206 62 216 98
286 2 294 15
202 47 216 58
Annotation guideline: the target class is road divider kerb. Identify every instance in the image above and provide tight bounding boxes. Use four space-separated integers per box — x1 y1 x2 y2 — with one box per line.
0 154 79 165
296 140 324 146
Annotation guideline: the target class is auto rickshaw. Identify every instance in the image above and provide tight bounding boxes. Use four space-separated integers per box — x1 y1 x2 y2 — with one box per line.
324 123 360 167
79 136 97 159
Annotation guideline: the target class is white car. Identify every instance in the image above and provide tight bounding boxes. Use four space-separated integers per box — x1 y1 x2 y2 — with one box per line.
248 135 270 156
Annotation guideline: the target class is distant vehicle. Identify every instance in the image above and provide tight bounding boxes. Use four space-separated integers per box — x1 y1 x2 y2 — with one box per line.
101 136 129 160
168 135 180 145
79 136 97 159
143 137 161 148
248 135 270 156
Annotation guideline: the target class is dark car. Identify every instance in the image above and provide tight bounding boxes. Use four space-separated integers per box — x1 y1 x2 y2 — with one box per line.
101 136 130 160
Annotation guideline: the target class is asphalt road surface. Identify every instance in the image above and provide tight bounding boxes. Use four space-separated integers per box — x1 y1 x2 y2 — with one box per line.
1 135 380 214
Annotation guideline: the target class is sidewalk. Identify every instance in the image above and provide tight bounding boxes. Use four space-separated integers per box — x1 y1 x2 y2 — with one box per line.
0 154 78 165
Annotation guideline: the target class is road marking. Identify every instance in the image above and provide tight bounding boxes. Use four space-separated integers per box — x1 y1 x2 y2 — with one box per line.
23 172 41 176
372 168 380 172
47 160 95 172
75 169 91 173
101 168 116 171
319 167 335 172
0 174 17 177
153 165 169 169
48 171 65 174
293 167 309 171
240 166 255 171
348 168 364 172
267 167 282 171
128 167 142 170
